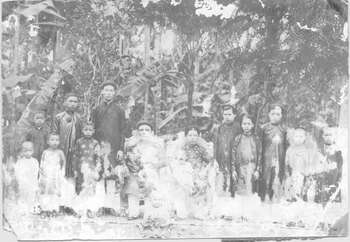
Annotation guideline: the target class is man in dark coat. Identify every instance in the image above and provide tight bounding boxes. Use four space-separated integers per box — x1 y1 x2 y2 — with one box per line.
213 105 241 197
92 82 126 167
52 93 82 178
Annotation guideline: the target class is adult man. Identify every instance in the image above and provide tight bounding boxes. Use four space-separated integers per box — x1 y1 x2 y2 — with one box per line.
213 105 241 197
92 82 126 167
52 93 82 178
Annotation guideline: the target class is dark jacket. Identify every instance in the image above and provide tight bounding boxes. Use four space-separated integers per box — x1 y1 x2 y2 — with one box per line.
92 99 126 166
232 133 262 175
213 121 241 173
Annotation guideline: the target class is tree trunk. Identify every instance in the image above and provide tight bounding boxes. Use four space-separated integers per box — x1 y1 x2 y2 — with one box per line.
144 24 151 117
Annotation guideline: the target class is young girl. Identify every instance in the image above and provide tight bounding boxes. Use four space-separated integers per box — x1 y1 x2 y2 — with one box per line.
39 133 66 211
259 104 288 202
232 114 262 196
284 127 318 201
14 141 40 212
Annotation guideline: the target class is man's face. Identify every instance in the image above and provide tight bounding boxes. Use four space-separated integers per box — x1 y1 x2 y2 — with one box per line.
223 109 235 124
48 135 60 149
65 96 78 112
102 85 116 101
268 106 282 124
241 116 254 133
82 125 94 138
138 124 152 137
322 129 334 145
33 113 45 127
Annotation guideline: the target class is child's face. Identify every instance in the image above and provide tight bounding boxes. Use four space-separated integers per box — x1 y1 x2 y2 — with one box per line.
294 130 306 145
241 116 254 133
22 143 34 158
64 96 78 112
101 85 115 102
222 109 235 124
48 135 60 149
322 128 334 145
268 106 282 124
138 124 152 137
33 113 45 127
82 125 94 138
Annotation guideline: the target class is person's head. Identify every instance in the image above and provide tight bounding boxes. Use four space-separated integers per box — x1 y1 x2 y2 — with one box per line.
240 114 255 134
293 128 306 146
322 127 335 145
64 93 79 112
137 121 153 137
21 141 34 158
222 105 238 124
101 82 116 102
82 122 94 138
33 111 46 127
47 133 60 149
268 104 283 124
185 126 200 140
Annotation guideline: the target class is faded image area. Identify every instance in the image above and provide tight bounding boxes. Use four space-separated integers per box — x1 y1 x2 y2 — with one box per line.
1 0 348 240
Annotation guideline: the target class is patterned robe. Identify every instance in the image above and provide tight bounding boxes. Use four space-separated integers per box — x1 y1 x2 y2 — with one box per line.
52 111 82 178
73 137 101 194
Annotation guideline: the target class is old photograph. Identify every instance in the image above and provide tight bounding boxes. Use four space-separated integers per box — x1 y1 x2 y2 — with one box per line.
1 0 349 240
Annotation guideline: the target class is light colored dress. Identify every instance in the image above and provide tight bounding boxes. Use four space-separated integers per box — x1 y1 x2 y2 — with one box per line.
15 157 39 210
39 149 64 210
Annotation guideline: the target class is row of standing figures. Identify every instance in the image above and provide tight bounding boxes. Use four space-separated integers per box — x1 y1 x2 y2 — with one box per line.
3 83 344 220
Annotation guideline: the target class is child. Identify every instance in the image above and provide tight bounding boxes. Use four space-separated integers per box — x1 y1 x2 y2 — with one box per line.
315 127 343 203
259 104 288 202
284 127 316 201
73 121 101 195
14 141 40 212
232 114 262 196
39 133 66 211
25 111 49 162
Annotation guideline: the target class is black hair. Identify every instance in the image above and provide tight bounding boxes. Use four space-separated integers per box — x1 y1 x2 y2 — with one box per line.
64 93 79 100
185 126 200 136
222 104 238 115
268 103 284 114
82 121 94 128
48 132 60 139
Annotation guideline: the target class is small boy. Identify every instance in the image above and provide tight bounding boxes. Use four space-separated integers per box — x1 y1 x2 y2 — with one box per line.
73 121 101 195
15 141 40 212
25 111 49 162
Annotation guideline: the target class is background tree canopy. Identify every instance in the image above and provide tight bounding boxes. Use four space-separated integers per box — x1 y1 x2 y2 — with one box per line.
1 0 348 139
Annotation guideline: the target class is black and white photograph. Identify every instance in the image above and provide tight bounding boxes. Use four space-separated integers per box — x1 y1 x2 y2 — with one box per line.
1 0 349 240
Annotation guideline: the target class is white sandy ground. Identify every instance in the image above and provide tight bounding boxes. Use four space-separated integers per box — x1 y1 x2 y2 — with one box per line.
3 195 347 240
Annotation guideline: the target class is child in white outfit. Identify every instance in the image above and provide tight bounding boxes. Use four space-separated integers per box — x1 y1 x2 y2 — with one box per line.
15 141 40 212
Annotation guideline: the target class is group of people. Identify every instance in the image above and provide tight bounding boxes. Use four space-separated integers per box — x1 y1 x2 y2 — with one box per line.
3 81 344 221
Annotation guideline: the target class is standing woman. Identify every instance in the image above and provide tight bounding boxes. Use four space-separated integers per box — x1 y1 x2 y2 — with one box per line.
259 104 288 202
